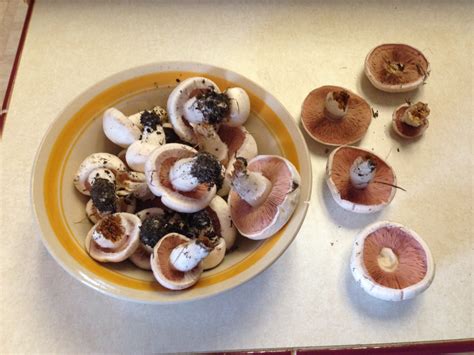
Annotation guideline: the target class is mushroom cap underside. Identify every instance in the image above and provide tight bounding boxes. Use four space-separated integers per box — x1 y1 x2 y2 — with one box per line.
326 146 396 212
229 155 300 239
392 104 429 138
365 43 430 92
301 86 371 146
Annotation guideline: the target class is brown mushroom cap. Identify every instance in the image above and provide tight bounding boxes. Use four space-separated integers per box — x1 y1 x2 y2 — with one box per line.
326 146 396 213
351 221 435 301
301 86 371 146
150 233 203 290
365 43 430 92
392 104 429 138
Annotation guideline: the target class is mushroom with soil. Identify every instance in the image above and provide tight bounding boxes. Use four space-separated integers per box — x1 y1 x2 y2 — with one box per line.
85 213 141 262
326 146 397 213
392 101 430 139
364 43 430 93
351 221 435 301
228 156 301 240
301 86 372 146
144 143 224 213
150 233 209 290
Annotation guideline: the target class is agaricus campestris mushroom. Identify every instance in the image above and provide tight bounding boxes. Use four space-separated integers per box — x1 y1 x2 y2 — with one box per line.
301 86 372 146
144 143 224 213
351 221 435 301
229 156 301 240
392 101 430 139
365 43 430 93
85 213 141 263
150 233 207 290
326 146 397 213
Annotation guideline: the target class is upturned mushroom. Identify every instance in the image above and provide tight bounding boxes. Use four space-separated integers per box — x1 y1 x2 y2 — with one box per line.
144 143 224 213
351 221 435 301
228 156 301 240
392 101 430 139
365 43 430 93
150 233 208 290
326 146 397 213
85 213 141 263
301 86 372 146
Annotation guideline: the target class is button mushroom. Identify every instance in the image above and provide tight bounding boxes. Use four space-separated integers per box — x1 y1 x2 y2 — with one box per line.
392 101 430 139
150 233 207 290
85 213 141 263
365 43 430 93
145 143 224 213
351 221 435 301
228 156 301 240
326 146 397 213
301 86 372 146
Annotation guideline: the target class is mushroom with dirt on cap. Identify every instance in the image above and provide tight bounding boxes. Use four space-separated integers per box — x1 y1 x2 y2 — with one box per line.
351 221 435 301
364 43 430 93
144 143 224 213
326 146 398 213
392 101 430 139
85 213 141 263
301 86 372 146
228 155 301 240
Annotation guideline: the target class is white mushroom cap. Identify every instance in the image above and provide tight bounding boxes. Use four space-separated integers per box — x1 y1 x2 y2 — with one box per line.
103 108 142 148
225 87 250 126
229 155 301 240
125 125 166 172
73 153 127 195
129 207 166 270
208 195 237 250
167 77 220 144
145 143 218 213
85 213 141 263
85 196 136 224
150 233 204 290
351 221 435 301
202 237 226 270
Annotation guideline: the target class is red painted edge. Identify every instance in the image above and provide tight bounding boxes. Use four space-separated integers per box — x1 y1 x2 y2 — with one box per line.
0 0 36 137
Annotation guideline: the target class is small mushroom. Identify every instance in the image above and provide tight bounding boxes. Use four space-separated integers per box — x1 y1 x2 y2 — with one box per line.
216 125 258 196
365 43 430 93
150 233 206 290
85 213 141 262
392 101 430 139
128 207 166 270
145 143 224 213
85 195 136 224
301 86 372 146
229 156 301 240
326 146 397 213
351 221 435 301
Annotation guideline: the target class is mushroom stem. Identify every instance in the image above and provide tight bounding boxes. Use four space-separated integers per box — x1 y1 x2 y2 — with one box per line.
325 91 349 119
169 239 211 272
183 96 205 124
193 123 229 163
231 158 272 207
87 168 116 187
401 102 430 127
350 157 376 189
377 247 399 272
91 215 126 249
169 157 200 192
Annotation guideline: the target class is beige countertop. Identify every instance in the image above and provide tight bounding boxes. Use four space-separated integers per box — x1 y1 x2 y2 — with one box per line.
1 0 472 352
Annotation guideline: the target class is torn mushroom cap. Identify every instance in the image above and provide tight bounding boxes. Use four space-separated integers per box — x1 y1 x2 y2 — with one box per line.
365 43 430 93
150 233 204 290
144 143 221 213
217 125 258 196
85 213 141 263
392 102 430 139
301 86 372 146
103 108 142 148
85 195 136 224
229 155 301 240
167 77 221 144
351 221 435 301
326 146 397 213
129 207 166 270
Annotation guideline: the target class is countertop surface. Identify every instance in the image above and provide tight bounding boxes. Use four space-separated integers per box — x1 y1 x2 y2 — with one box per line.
1 1 472 353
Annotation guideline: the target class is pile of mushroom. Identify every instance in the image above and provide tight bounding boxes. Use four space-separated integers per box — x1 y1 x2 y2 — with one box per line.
74 76 301 291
